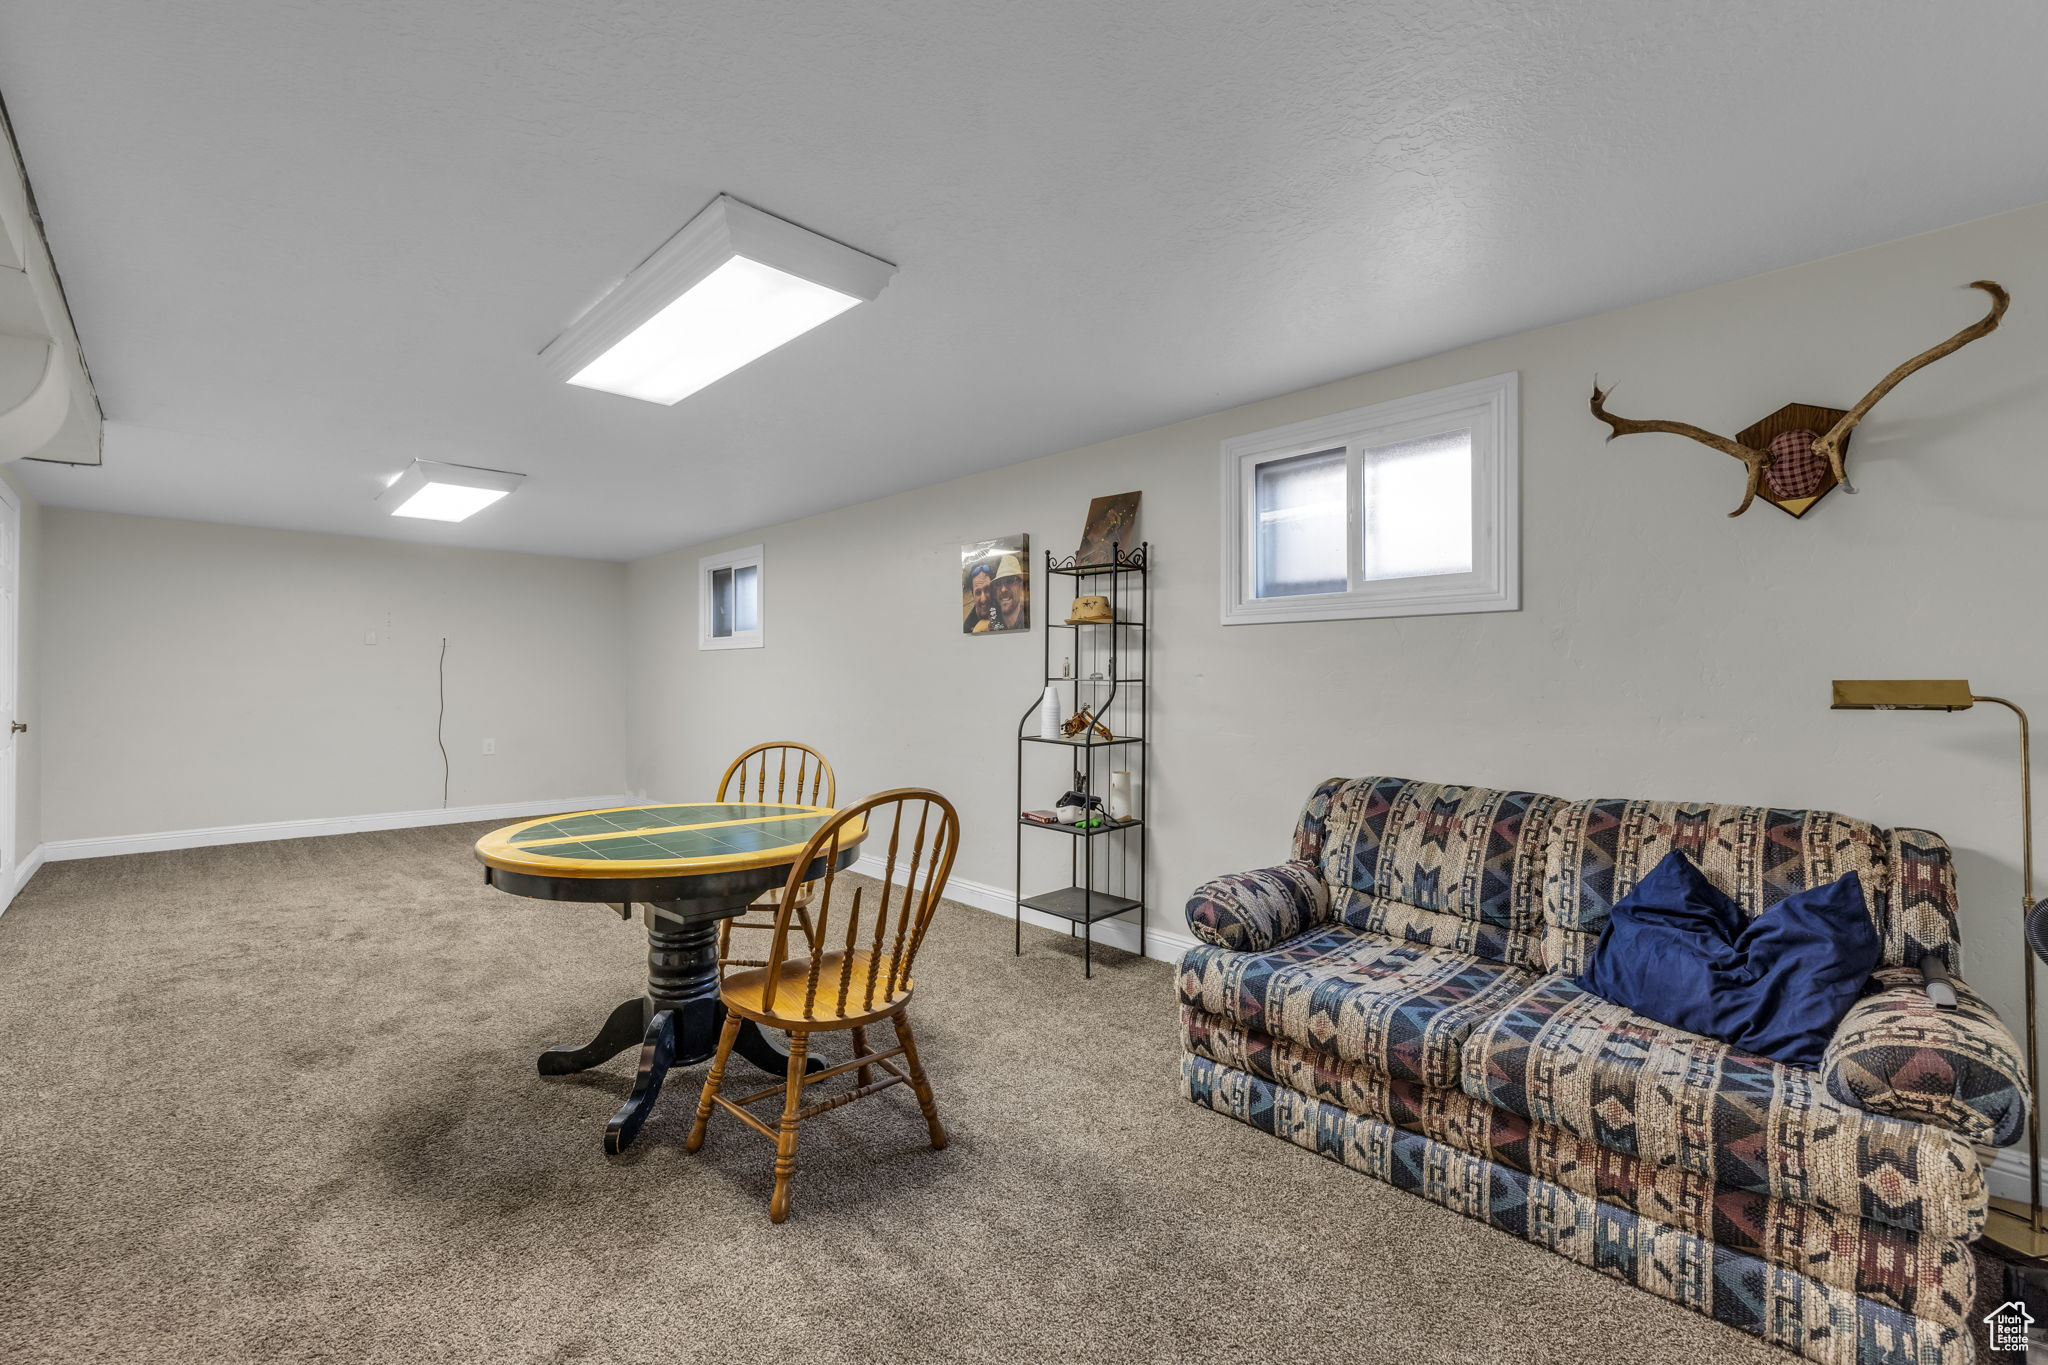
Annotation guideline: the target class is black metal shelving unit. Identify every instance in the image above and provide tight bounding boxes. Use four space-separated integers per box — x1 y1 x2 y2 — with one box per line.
1013 541 1148 976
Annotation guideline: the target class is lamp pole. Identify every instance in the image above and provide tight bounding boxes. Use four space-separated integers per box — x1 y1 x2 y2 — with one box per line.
1977 696 2042 1242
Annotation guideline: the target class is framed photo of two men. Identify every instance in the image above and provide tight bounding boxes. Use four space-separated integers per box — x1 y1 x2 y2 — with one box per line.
961 535 1029 635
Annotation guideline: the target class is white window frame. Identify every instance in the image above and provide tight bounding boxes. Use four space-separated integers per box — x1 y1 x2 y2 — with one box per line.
698 544 765 650
1220 372 1518 625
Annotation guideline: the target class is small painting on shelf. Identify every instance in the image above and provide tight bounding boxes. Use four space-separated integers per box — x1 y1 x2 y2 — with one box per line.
962 535 1030 635
1075 491 1141 566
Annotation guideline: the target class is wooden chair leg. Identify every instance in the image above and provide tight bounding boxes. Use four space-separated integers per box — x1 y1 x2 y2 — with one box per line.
769 1031 811 1223
893 1012 948 1150
794 902 818 952
851 1025 873 1088
687 1014 743 1153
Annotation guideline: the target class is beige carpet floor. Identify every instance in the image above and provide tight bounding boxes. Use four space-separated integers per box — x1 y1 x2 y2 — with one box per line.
0 822 1794 1364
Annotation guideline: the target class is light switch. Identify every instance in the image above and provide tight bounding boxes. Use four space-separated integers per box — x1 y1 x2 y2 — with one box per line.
364 630 377 646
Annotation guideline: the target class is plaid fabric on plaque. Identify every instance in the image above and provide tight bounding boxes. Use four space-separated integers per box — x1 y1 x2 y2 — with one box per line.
1766 428 1830 500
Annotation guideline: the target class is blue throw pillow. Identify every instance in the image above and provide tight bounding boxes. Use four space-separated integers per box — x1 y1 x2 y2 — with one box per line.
1575 850 1880 1069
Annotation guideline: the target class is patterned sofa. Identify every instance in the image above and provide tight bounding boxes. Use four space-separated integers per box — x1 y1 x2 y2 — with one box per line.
1179 777 2029 1365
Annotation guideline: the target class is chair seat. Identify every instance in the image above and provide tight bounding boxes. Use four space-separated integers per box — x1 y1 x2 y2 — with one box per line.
1177 924 1533 1089
723 950 914 1028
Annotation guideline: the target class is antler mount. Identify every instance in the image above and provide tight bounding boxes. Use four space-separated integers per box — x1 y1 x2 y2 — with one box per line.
1589 281 2008 518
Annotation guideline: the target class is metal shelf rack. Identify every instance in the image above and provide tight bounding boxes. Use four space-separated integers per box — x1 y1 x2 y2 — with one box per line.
1013 541 1149 976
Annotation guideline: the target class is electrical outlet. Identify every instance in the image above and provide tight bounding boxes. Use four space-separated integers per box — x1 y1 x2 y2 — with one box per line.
482 738 496 756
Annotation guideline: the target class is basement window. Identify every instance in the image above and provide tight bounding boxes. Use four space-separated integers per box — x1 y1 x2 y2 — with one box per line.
700 545 764 650
1221 373 1518 624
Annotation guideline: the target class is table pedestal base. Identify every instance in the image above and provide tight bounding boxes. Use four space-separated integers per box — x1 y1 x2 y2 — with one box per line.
537 899 822 1153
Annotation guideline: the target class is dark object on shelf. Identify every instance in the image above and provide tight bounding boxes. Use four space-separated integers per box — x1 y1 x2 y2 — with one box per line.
1055 775 1105 826
1014 540 1149 976
1075 491 1140 566
1021 809 1061 825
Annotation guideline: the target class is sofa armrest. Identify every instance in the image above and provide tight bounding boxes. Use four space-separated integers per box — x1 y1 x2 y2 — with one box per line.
1184 861 1329 952
1821 965 2028 1147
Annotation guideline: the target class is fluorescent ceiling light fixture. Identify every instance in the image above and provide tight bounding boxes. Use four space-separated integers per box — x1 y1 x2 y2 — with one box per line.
540 194 895 405
377 459 525 522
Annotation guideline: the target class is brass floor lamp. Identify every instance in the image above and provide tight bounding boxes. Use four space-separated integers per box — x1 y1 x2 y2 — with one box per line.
1832 679 2044 1257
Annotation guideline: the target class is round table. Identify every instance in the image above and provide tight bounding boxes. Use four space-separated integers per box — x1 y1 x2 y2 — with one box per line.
475 801 866 1152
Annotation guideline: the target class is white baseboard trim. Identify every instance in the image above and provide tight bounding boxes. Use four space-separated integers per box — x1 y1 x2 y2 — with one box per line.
851 854 1195 966
0 840 44 915
1985 1146 2048 1206
40 795 633 864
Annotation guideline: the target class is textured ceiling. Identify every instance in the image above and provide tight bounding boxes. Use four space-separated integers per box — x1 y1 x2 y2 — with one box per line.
2 1 2047 561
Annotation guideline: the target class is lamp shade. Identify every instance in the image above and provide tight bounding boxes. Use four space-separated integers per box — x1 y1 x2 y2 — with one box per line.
1830 680 1975 711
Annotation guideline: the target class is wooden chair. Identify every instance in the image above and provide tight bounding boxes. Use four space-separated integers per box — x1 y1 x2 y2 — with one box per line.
716 742 836 971
688 788 957 1222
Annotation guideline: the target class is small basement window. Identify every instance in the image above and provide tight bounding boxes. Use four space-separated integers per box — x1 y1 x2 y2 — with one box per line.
700 545 764 650
1221 373 1517 624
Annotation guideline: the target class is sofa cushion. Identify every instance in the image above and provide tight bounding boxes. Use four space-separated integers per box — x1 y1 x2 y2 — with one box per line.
1576 851 1880 1069
1315 776 1565 969
1180 1004 1478 1146
1543 798 1960 977
1178 924 1532 1089
1822 966 2028 1148
1183 860 1328 952
1178 1029 1979 1321
1183 1054 1977 1358
1459 972 1985 1239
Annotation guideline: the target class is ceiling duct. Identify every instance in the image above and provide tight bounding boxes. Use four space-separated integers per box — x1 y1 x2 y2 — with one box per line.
0 89 100 466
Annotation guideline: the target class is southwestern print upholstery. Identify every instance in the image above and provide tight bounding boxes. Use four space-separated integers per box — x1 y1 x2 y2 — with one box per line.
1823 967 2027 1148
1184 1008 1973 1321
1885 827 1966 975
1183 860 1328 952
1177 924 1531 1089
1183 1055 1976 1365
1289 776 1347 866
1541 798 1959 978
1179 776 2024 1365
1458 972 1986 1242
1313 777 1565 969
1180 1005 1480 1146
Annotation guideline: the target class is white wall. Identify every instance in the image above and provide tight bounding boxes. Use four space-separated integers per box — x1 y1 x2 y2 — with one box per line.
42 511 628 842
627 200 2048 1027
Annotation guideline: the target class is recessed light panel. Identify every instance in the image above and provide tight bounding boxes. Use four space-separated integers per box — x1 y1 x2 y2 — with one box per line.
541 195 894 406
377 460 525 522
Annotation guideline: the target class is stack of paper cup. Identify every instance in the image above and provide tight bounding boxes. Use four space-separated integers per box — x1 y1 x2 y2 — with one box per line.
1038 685 1062 739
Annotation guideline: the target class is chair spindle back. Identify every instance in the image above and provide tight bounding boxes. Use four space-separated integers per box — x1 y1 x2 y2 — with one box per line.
717 742 836 807
761 789 958 1020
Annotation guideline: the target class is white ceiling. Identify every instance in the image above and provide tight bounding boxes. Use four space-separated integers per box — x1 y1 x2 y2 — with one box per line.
2 1 2046 562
